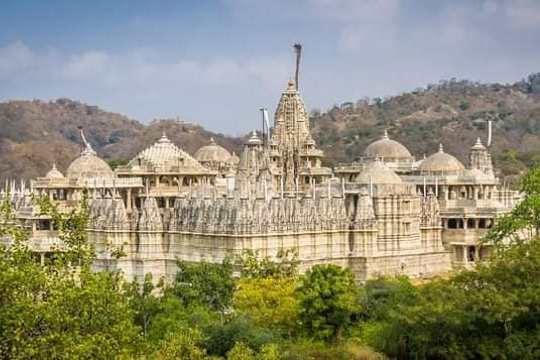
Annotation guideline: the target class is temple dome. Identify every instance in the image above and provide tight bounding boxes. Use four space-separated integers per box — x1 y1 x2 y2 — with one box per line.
356 160 402 185
364 130 412 160
419 144 465 174
128 133 207 172
45 163 64 179
195 138 232 163
67 153 113 179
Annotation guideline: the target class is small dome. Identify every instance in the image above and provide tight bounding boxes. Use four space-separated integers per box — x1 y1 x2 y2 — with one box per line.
67 153 113 179
128 133 206 172
356 160 402 185
364 130 412 160
419 144 465 174
195 138 232 163
45 163 64 179
67 132 113 179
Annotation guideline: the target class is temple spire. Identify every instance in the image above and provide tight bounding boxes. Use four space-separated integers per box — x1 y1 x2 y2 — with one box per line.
293 43 302 91
79 128 96 156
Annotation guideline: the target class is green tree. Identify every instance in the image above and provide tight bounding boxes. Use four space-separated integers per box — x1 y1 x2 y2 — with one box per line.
233 276 299 335
370 241 540 359
227 342 255 360
204 316 275 357
0 196 143 359
153 328 209 360
296 264 360 342
237 248 299 279
148 297 220 346
485 165 540 244
125 273 162 339
170 259 234 312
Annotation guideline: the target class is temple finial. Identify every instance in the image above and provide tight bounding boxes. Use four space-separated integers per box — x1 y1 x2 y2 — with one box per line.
293 43 302 91
383 129 389 140
439 143 444 152
79 128 96 156
158 132 170 143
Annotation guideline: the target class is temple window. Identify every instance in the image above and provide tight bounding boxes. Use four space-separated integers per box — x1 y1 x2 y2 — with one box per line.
467 219 476 229
468 246 476 262
36 219 51 231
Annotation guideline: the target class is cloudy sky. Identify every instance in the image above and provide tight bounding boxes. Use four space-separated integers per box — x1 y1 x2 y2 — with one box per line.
0 0 539 134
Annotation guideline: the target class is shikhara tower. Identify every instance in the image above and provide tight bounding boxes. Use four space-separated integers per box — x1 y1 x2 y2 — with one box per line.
269 80 326 192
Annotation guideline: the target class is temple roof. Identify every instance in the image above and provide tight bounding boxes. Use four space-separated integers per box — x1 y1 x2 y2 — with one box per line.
127 133 209 173
45 163 64 179
419 144 465 174
194 138 232 163
356 160 403 185
364 130 412 160
67 131 113 179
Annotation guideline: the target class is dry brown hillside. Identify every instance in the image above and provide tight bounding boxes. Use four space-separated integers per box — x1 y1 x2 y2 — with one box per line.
0 99 242 181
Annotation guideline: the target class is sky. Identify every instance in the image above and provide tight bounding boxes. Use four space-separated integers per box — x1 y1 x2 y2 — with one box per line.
0 0 539 134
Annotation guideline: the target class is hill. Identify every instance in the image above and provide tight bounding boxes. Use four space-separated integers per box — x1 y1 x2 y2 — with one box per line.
0 99 242 181
310 74 540 184
1 73 539 184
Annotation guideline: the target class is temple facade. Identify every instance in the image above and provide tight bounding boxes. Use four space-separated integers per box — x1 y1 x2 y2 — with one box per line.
2 72 519 284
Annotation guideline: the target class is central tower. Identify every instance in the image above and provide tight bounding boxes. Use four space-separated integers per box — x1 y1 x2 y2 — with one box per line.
269 45 329 192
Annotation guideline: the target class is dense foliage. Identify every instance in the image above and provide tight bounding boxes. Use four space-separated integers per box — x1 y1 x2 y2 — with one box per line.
3 166 540 358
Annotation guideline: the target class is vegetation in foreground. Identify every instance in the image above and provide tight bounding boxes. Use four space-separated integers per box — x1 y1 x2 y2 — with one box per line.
1 166 540 359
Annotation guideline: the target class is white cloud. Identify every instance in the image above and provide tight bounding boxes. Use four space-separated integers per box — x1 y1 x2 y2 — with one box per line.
0 42 35 78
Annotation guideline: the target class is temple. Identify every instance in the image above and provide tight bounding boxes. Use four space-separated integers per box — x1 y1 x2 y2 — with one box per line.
2 47 519 283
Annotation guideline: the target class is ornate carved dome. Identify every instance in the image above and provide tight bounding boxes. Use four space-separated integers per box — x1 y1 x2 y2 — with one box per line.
67 134 113 179
364 130 412 160
419 144 465 174
67 154 113 179
356 160 403 185
128 133 207 172
45 163 65 179
195 138 232 164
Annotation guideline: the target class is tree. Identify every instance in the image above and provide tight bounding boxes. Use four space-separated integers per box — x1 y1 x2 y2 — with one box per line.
125 273 162 339
0 196 143 358
169 259 234 313
153 328 209 360
368 241 540 360
147 297 220 346
233 276 299 335
359 276 417 321
203 315 275 357
296 264 360 342
237 248 299 279
485 165 540 244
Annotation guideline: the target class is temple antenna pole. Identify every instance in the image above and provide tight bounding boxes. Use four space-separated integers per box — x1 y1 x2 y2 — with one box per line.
487 120 493 147
293 43 302 91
